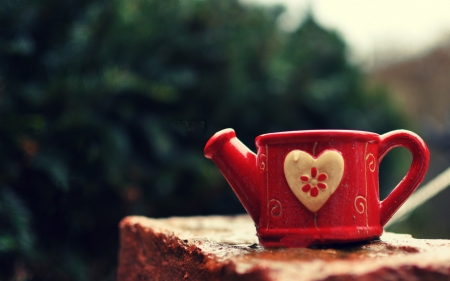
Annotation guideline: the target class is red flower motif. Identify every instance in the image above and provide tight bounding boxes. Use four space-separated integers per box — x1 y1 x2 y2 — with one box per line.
300 167 327 197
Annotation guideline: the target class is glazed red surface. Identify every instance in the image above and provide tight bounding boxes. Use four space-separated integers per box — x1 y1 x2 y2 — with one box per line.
204 129 429 247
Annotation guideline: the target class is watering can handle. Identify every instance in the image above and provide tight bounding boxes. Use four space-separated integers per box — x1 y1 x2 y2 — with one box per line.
379 130 430 227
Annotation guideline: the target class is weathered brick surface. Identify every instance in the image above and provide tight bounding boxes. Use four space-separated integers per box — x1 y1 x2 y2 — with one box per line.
117 215 450 281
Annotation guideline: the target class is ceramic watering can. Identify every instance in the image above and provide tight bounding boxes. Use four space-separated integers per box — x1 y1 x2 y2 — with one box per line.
204 128 429 247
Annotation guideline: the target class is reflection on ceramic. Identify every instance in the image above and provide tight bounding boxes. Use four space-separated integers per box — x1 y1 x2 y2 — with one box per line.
204 128 429 247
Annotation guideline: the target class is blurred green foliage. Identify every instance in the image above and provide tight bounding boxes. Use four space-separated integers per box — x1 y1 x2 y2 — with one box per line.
0 0 408 280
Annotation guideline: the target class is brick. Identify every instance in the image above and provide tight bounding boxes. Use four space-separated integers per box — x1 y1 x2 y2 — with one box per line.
117 215 450 281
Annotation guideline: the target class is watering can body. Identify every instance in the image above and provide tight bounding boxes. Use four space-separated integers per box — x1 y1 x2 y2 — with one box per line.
204 128 429 247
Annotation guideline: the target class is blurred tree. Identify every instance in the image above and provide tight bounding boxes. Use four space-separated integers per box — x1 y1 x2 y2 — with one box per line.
0 0 408 280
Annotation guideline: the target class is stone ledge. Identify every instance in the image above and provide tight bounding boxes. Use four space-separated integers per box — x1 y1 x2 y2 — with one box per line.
117 215 450 281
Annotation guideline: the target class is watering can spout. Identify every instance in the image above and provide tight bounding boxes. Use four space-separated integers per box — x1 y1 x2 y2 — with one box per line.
204 129 261 222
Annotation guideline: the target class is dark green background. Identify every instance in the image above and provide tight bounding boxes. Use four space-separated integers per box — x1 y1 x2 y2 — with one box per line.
0 0 420 280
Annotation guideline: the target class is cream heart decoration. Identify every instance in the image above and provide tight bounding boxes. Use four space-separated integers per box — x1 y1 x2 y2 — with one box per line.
284 150 344 213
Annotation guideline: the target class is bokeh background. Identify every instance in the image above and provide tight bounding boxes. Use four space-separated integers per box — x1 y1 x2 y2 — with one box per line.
1 0 450 280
